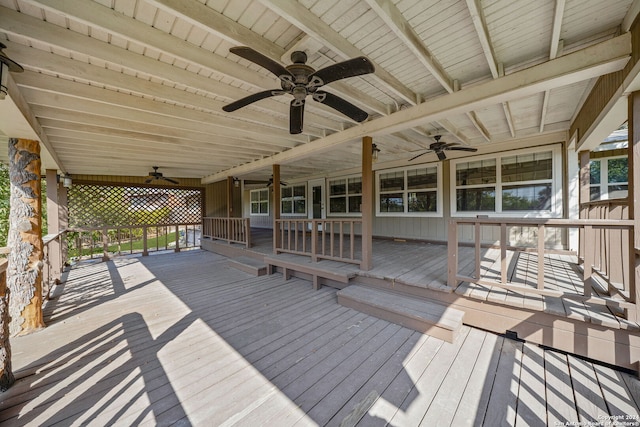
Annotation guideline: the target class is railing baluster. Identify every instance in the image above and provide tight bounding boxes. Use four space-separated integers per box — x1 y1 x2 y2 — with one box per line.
447 220 458 289
474 221 481 280
311 220 318 262
583 225 594 298
500 223 507 284
339 221 344 259
302 222 307 253
350 221 355 260
537 224 545 290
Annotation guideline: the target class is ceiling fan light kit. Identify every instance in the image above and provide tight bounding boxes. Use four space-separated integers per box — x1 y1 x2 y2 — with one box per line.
223 47 375 134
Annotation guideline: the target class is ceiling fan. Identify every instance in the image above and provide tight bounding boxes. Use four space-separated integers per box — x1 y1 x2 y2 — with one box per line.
243 175 288 187
145 166 179 184
409 135 478 161
222 46 375 134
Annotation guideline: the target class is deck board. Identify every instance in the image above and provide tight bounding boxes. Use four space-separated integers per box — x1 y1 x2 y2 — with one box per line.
514 343 547 426
545 351 580 424
3 250 640 426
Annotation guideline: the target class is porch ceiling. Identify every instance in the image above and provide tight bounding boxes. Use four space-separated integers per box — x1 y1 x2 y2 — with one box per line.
0 0 636 184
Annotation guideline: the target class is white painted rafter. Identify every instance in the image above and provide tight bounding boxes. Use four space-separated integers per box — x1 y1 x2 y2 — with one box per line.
202 33 631 183
540 0 566 133
142 0 388 116
364 0 453 93
465 0 512 140
256 0 418 106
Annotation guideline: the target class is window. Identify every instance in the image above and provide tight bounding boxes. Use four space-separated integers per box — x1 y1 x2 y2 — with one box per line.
451 146 561 216
329 176 362 215
376 164 441 216
281 184 306 215
250 189 269 215
590 156 628 201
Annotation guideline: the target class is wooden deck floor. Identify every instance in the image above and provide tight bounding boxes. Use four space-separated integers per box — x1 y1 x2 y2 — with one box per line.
2 250 640 426
212 229 636 330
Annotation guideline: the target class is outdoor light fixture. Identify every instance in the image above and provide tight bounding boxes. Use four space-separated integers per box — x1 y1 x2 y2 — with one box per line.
62 174 72 188
372 143 380 163
233 177 240 188
0 43 24 101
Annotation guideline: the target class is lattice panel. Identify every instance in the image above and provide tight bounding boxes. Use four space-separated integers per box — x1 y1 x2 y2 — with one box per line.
68 184 202 228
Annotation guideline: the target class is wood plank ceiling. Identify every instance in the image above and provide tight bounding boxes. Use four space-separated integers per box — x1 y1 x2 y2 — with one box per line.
0 0 636 184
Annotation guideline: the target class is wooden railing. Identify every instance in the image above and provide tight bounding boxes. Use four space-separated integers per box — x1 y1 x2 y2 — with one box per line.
274 219 362 265
68 222 201 260
202 217 251 247
579 199 629 283
448 217 637 318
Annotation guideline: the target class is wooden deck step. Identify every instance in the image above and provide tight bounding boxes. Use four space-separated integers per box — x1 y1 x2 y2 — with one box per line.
228 256 267 276
337 285 464 343
264 255 358 290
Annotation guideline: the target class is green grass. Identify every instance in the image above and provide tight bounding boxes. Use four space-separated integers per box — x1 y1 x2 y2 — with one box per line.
69 232 178 258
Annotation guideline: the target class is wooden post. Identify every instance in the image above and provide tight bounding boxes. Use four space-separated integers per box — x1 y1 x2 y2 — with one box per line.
629 91 640 320
101 226 109 261
361 136 373 270
226 176 233 242
6 138 45 338
59 184 68 267
142 226 148 256
45 170 61 285
174 224 180 252
272 164 281 254
578 150 590 265
447 219 458 289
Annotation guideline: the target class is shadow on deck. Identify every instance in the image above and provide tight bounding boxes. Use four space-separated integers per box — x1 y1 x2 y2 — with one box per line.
2 250 640 426
203 228 640 371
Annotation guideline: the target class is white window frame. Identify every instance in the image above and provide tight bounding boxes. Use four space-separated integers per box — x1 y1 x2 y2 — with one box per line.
376 162 443 217
327 174 363 217
249 188 269 216
450 145 563 218
589 155 628 201
280 184 307 216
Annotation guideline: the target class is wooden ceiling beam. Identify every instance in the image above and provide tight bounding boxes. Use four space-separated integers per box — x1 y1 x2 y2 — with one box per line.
30 106 287 155
143 0 388 116
21 88 305 150
14 72 314 144
465 0 509 140
364 0 453 94
257 0 418 106
202 33 631 183
541 0 566 133
0 8 344 134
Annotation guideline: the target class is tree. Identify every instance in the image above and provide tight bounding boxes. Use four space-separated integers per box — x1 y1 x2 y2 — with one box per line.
6 138 45 338
0 163 9 247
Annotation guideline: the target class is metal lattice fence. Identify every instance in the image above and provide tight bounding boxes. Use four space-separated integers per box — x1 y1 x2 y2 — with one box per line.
68 184 203 228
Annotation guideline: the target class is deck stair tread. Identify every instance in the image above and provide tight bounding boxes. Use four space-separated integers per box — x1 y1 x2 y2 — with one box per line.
228 256 267 276
337 285 464 343
264 254 358 284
